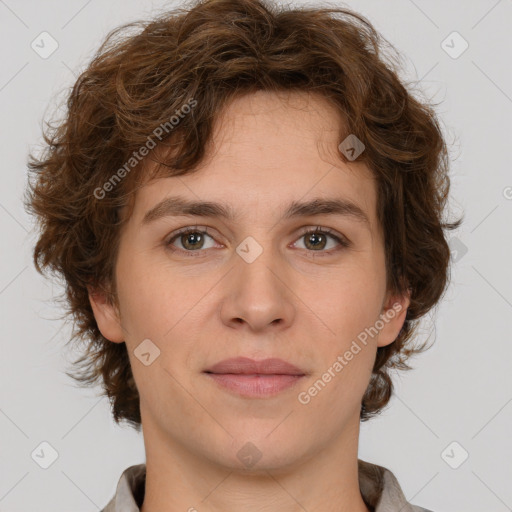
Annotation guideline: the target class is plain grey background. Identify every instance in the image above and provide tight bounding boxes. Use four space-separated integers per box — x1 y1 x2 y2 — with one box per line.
1 0 511 511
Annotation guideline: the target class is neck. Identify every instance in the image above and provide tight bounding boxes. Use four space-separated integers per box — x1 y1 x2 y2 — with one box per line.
139 414 371 512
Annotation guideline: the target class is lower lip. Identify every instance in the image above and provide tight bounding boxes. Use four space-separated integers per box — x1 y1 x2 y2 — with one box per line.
204 373 305 397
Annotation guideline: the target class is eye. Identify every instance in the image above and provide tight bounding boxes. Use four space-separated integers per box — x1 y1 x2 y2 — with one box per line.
292 226 351 256
166 226 217 256
165 225 350 257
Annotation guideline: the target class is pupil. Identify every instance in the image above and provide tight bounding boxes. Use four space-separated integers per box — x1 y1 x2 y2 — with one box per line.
185 232 202 249
308 232 325 249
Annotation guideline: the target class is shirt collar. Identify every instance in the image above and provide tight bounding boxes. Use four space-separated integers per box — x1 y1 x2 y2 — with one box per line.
101 459 429 512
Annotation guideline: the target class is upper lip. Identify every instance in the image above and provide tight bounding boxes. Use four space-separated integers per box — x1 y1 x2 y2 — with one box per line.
204 357 306 375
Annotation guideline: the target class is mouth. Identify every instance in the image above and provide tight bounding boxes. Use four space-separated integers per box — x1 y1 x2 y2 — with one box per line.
203 357 307 398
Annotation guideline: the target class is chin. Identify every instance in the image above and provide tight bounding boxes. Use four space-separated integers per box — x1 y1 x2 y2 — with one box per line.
216 429 309 473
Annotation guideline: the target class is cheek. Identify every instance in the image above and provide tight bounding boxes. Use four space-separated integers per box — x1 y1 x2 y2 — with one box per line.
114 252 211 371
296 341 375 437
300 262 384 339
112 255 162 354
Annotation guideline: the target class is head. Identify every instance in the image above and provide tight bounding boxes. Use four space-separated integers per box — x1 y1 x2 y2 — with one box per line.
26 0 461 452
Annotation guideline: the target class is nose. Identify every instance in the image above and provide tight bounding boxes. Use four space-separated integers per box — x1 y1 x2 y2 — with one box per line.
219 244 296 333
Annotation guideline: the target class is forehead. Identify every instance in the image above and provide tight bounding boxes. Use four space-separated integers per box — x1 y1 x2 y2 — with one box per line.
123 90 378 232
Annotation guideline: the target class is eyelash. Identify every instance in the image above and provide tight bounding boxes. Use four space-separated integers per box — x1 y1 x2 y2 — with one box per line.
165 225 351 258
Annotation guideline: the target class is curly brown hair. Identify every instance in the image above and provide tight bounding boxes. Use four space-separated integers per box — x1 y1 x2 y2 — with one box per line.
25 0 462 431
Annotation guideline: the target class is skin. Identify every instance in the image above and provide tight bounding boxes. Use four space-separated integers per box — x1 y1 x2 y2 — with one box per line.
89 90 410 512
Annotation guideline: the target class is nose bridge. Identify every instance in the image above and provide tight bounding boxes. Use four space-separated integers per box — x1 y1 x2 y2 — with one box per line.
235 232 283 295
220 232 294 331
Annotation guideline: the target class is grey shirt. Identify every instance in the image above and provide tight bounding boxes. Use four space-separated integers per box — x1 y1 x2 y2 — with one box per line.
101 459 433 512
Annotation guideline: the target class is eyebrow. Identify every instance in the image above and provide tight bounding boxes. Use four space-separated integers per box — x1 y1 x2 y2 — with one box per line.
141 195 371 228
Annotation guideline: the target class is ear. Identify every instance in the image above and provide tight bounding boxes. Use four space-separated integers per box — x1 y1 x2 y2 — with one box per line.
87 285 125 343
376 288 411 348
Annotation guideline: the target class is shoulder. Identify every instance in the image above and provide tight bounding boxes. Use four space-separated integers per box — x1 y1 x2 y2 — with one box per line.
101 463 146 512
358 459 435 512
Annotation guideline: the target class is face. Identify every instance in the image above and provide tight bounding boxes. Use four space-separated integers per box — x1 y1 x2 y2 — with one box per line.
90 90 409 473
